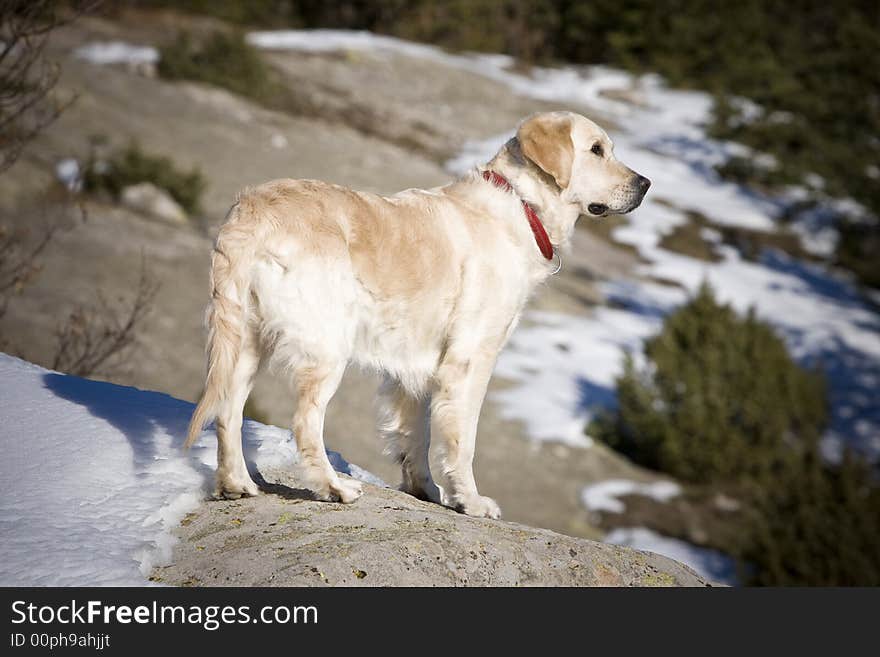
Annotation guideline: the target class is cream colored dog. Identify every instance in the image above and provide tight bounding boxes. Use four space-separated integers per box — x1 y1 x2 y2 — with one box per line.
186 111 649 518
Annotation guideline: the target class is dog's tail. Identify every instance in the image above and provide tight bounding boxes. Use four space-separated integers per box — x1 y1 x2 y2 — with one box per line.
185 193 262 449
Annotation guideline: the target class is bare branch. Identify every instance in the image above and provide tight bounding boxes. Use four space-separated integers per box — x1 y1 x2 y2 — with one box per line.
51 258 159 377
0 222 56 316
0 188 84 319
0 0 101 174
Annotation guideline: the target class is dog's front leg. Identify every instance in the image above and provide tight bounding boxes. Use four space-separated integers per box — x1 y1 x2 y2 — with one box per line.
431 351 501 519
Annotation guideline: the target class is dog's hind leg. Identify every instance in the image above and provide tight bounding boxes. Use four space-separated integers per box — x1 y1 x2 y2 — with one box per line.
214 331 261 499
378 376 444 505
292 361 363 503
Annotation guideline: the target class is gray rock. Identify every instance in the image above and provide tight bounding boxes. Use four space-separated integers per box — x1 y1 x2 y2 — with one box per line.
153 467 711 587
120 182 187 223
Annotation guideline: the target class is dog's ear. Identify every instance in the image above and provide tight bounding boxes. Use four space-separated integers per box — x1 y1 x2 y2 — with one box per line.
517 113 574 189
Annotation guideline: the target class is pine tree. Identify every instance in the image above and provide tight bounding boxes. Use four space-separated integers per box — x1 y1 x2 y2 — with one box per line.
592 283 826 483
741 447 880 586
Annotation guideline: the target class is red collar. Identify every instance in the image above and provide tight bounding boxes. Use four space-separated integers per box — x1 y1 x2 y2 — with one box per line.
481 170 554 260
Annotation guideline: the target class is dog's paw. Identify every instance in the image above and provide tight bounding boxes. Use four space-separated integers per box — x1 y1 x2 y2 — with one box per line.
452 494 501 519
214 475 260 500
333 478 364 504
314 477 364 504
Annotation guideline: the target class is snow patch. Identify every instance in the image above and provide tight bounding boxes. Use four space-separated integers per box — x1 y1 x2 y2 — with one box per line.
55 158 81 192
74 41 158 66
492 307 659 446
248 30 641 117
605 527 737 585
581 479 682 514
0 354 382 586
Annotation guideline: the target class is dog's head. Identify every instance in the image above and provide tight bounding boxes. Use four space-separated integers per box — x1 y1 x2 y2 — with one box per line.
516 111 650 216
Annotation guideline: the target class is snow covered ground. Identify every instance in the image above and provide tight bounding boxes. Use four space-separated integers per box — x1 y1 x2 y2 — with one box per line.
605 527 737 586
581 479 682 514
74 41 158 66
0 354 381 586
582 481 736 585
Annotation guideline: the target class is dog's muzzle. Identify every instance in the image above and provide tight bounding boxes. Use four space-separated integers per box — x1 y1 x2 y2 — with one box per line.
619 174 651 213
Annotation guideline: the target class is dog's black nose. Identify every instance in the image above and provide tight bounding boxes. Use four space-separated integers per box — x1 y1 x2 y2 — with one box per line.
637 175 651 192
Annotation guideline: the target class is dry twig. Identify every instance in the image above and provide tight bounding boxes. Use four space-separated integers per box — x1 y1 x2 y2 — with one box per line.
52 258 159 377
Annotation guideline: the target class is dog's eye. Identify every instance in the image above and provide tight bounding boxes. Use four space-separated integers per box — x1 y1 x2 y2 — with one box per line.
591 142 604 157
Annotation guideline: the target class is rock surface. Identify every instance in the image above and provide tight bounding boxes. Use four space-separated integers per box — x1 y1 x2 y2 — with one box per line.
153 466 710 587
121 182 188 223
